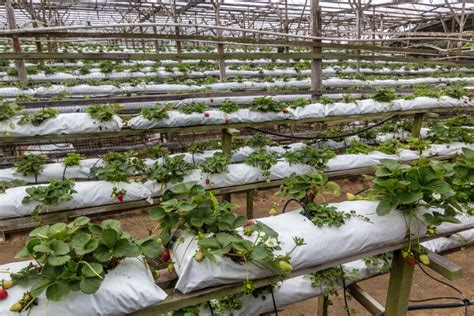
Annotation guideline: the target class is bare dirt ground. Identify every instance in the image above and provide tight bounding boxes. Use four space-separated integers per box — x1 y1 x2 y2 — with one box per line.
0 178 472 315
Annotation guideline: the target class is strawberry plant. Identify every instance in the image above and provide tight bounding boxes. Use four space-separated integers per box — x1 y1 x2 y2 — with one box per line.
288 98 310 109
145 154 193 184
86 104 121 122
200 152 231 174
22 179 77 220
8 217 161 311
0 179 26 193
309 267 345 295
248 97 286 112
450 148 474 203
244 149 278 179
219 99 240 113
62 153 84 180
141 103 170 120
371 87 396 102
14 154 48 184
0 101 21 121
369 159 464 228
342 94 357 103
401 137 430 154
345 141 373 154
18 108 59 126
278 170 368 227
179 102 208 114
319 96 334 105
377 140 401 155
149 182 304 285
90 152 145 200
283 147 335 169
138 144 169 159
246 132 272 148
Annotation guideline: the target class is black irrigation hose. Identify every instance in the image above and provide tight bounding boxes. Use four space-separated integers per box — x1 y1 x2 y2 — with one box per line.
417 262 466 299
246 114 398 141
341 267 352 316
207 301 214 316
281 198 310 219
269 285 279 316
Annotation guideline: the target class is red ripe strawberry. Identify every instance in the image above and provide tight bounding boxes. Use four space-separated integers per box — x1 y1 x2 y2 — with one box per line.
0 288 8 300
204 112 210 117
245 219 254 227
117 193 124 202
161 250 171 262
282 108 289 113
205 178 210 185
406 256 416 265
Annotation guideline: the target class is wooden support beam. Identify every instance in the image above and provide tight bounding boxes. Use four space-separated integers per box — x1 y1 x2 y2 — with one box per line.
348 283 385 315
384 249 414 316
246 189 255 219
221 128 239 202
5 0 28 88
414 246 463 281
411 113 424 138
214 0 226 83
317 295 329 316
310 0 322 102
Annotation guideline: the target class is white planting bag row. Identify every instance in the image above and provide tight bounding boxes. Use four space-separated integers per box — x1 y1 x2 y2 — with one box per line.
0 113 122 137
198 227 474 316
128 97 472 130
0 258 167 316
0 181 152 220
4 66 468 83
172 201 474 293
2 77 474 97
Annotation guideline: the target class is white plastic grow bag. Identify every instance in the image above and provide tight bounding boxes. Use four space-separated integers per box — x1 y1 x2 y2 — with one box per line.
0 158 101 183
0 181 152 220
172 200 426 293
0 257 167 316
0 113 122 137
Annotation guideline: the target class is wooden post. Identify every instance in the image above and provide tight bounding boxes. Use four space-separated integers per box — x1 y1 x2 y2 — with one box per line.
411 113 424 138
310 0 322 102
221 128 238 202
284 0 290 54
153 9 160 53
385 250 414 316
32 20 44 66
140 26 146 52
173 0 182 55
246 189 254 219
6 0 27 88
214 0 226 82
355 0 362 74
317 295 329 316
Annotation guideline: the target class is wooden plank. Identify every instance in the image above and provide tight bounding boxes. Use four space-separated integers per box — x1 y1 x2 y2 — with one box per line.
0 107 470 145
0 51 471 66
348 284 385 315
384 249 414 316
0 31 449 56
415 246 463 281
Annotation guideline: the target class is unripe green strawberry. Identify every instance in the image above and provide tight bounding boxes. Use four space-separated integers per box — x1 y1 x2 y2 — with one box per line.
194 251 205 262
167 263 174 273
1 279 13 289
278 261 293 272
10 302 23 312
419 254 430 265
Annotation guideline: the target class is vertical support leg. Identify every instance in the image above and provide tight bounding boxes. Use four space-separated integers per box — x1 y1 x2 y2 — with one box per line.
411 113 424 139
6 0 27 88
221 128 233 202
310 0 322 103
0 230 6 243
246 189 254 219
317 295 329 316
385 249 414 316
